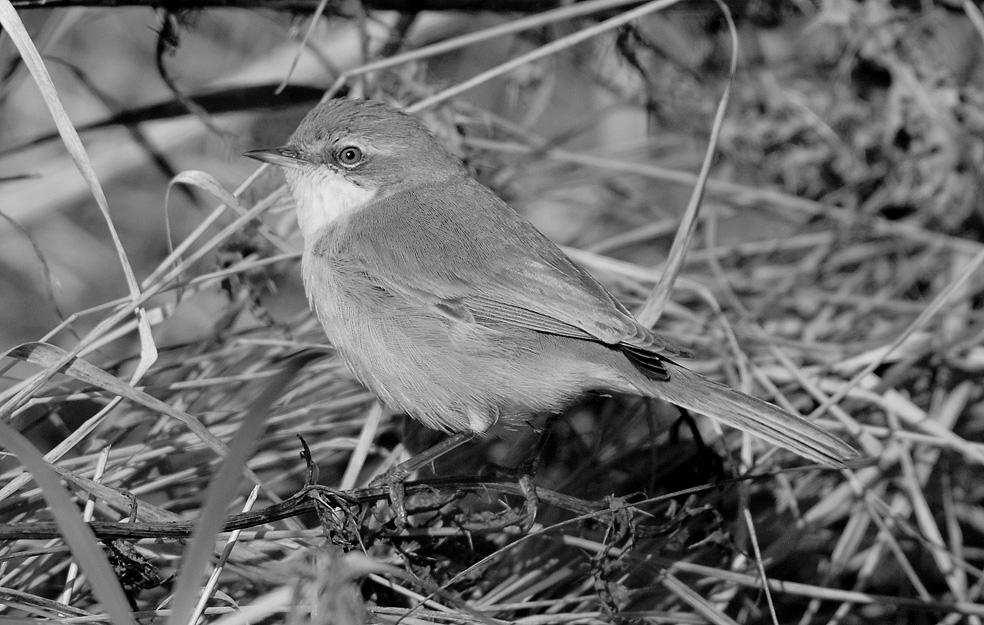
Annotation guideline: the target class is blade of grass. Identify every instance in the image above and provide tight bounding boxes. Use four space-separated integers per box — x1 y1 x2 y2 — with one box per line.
0 208 68 326
743 508 779 625
807 246 984 428
322 0 668 101
4 342 234 459
0 0 159 422
635 0 737 327
275 0 330 93
0 1 156 380
661 573 741 625
0 421 136 625
188 485 260 625
339 402 382 490
0 1 137 294
58 446 109 606
407 0 685 114
165 354 313 625
166 169 293 256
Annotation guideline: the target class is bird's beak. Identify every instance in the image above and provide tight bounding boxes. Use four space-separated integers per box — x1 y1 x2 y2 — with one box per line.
243 146 308 169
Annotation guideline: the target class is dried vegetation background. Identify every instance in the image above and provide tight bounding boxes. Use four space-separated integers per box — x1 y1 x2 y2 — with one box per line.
2 1 984 624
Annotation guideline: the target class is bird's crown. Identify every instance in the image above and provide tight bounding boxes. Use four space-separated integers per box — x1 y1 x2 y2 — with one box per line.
278 99 466 188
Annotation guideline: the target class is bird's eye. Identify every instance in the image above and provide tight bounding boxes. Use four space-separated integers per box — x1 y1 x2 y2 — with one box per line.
336 146 364 167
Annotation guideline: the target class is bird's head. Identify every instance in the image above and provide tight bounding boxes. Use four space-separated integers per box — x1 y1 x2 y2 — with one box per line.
245 98 465 240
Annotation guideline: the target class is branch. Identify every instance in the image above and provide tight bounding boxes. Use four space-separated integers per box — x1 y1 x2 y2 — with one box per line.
0 477 605 541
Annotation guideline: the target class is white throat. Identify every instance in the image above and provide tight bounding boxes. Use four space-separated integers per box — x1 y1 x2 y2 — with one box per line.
286 167 377 243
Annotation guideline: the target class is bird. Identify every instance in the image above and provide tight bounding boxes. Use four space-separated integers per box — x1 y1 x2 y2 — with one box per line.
244 98 857 470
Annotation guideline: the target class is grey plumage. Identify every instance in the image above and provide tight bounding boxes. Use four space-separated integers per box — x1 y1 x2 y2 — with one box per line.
249 98 859 467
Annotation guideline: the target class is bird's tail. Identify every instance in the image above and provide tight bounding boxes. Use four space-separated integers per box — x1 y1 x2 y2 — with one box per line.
650 360 858 467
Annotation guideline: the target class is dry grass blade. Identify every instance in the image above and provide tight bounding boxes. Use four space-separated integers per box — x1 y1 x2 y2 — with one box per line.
2 342 233 460
0 2 138 298
966 0 984 42
0 2 161 389
187 485 260 625
0 209 67 324
164 355 312 625
743 508 779 625
635 0 736 328
165 169 293 259
276 0 331 93
58 446 109 606
339 401 383 489
809 247 984 429
660 573 740 625
324 0 662 100
0 4 157 419
408 0 685 113
0 420 136 625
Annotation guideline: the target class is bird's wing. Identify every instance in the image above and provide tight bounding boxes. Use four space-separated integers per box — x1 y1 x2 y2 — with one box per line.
312 177 686 373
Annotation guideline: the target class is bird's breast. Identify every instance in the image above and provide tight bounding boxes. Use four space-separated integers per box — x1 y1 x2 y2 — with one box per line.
286 167 377 242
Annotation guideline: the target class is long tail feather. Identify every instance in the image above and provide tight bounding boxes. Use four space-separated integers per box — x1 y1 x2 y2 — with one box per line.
652 361 858 467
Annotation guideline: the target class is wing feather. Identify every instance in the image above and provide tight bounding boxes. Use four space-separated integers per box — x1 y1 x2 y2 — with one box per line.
312 176 686 364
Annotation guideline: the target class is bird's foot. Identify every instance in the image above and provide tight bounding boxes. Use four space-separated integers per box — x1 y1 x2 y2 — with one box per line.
517 473 538 533
369 432 477 527
472 464 538 532
369 465 411 528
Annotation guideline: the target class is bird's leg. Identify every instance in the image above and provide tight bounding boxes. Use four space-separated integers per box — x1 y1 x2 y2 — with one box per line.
370 431 475 526
518 413 558 478
383 430 477 480
512 414 560 531
669 407 707 455
669 407 726 482
516 474 538 533
480 414 557 532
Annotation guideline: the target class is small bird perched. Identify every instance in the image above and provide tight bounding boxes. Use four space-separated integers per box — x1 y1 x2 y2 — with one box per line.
245 98 857 468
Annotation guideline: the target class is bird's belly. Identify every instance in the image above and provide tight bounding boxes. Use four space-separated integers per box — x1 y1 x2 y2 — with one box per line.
302 265 634 434
314 294 502 432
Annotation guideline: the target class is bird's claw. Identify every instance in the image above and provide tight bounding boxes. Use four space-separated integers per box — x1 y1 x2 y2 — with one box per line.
369 466 410 527
517 473 539 532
